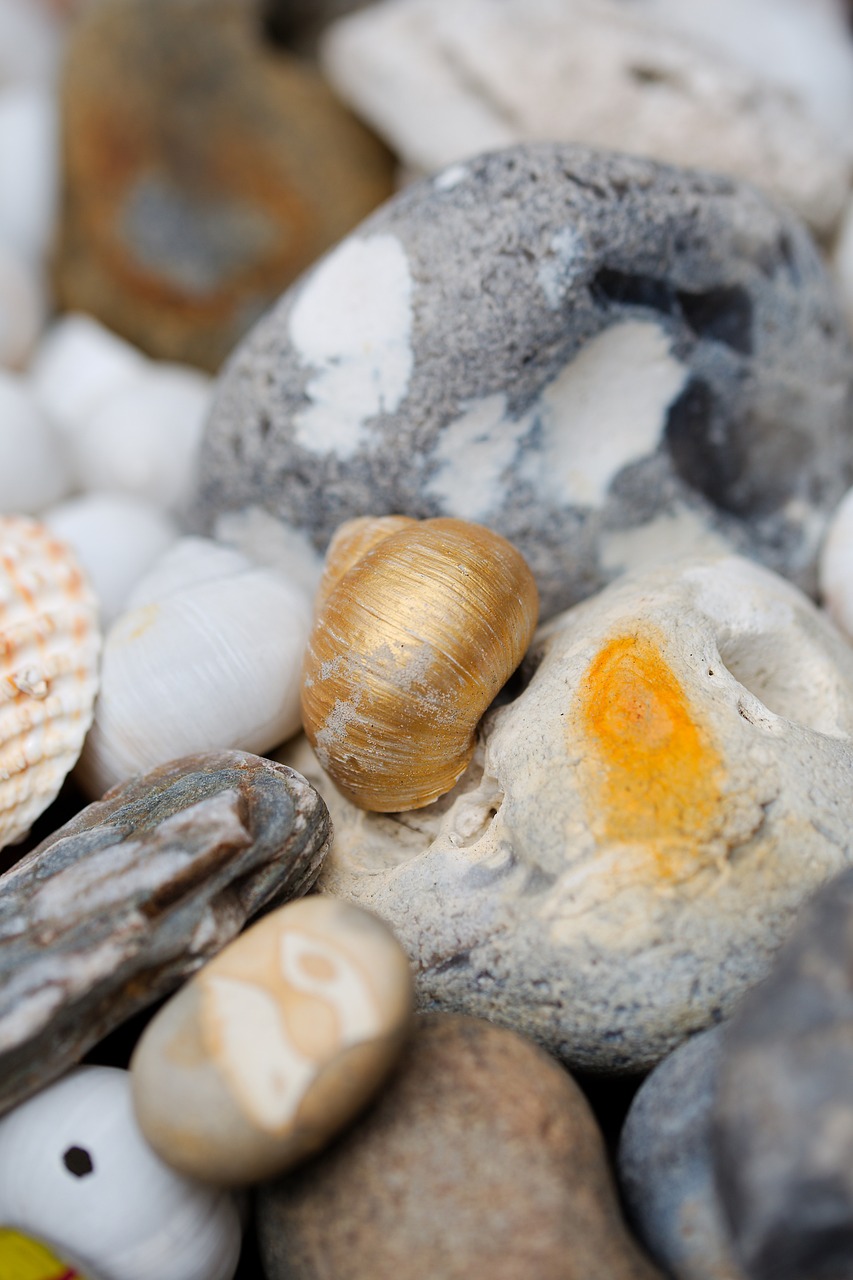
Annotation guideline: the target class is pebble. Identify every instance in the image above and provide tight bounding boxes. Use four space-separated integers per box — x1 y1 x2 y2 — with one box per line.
0 1065 241 1280
197 143 853 619
321 0 853 235
282 554 853 1072
714 865 853 1280
54 0 395 371
0 372 70 512
818 484 853 637
0 84 58 262
76 537 313 799
0 243 45 370
256 1013 662 1280
0 749 331 1116
43 491 179 625
131 895 413 1186
30 312 147 441
618 1026 743 1280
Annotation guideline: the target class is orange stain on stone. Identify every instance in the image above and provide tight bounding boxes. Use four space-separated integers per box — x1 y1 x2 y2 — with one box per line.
579 630 724 868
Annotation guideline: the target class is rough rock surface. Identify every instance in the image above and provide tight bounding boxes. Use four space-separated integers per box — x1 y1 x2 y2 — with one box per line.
256 1014 662 1280
619 1026 743 1280
321 0 853 235
197 143 853 618
714 866 853 1280
281 555 853 1072
54 0 394 371
0 750 331 1116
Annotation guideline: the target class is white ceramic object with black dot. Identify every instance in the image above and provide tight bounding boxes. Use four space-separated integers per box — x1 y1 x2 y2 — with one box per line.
0 1065 242 1280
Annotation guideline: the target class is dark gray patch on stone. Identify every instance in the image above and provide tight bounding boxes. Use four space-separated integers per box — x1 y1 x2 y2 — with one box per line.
713 867 853 1280
195 143 853 617
0 749 331 1117
619 1025 744 1280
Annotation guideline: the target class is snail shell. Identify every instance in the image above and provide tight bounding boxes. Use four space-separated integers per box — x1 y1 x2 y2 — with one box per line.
301 516 538 812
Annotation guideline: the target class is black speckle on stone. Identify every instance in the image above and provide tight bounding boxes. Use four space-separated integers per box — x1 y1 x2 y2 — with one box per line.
665 379 740 512
63 1146 94 1177
592 267 677 317
677 284 754 356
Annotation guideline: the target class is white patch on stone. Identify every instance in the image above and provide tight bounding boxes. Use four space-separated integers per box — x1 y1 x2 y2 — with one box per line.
529 321 689 508
289 235 414 459
537 226 585 309
425 393 529 520
434 162 469 190
599 507 731 576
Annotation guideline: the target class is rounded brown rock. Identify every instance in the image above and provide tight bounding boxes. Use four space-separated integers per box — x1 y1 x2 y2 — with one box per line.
131 895 413 1186
256 1013 662 1280
54 0 395 371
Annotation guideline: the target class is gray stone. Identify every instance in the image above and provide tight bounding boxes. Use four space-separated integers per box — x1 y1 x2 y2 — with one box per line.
714 866 853 1280
195 142 853 620
619 1026 744 1280
0 749 331 1117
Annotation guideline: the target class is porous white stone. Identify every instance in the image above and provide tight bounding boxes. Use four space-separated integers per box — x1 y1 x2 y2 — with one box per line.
321 0 852 234
283 555 853 1073
0 371 69 513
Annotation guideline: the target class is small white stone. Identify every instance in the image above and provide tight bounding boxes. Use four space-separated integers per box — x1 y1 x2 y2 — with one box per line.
43 492 180 625
69 363 213 513
0 241 46 369
0 371 69 513
0 0 63 91
30 313 148 438
0 85 58 261
819 487 853 640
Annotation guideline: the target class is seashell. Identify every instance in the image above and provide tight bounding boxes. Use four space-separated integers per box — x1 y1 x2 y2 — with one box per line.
0 515 100 849
0 1065 241 1280
301 515 539 811
131 895 413 1186
77 536 312 798
0 371 69 513
44 491 179 625
316 513 417 610
30 311 147 439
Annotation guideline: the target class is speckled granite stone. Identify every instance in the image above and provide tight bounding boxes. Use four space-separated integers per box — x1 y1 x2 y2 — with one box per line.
196 142 853 619
0 750 331 1116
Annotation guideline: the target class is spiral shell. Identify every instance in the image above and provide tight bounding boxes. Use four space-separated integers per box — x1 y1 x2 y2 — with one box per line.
301 516 538 811
0 516 100 848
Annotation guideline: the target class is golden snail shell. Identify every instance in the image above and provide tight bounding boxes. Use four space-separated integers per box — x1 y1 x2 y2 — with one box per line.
301 516 538 812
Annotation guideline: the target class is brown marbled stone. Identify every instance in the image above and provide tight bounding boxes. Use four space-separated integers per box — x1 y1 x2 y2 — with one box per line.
54 0 395 371
257 1013 662 1280
0 750 330 1117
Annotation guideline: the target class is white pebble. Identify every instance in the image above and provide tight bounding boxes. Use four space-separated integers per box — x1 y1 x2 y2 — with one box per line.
819 487 853 639
0 370 69 512
30 313 147 438
0 0 63 91
43 492 180 624
70 364 213 514
0 241 46 368
0 85 58 261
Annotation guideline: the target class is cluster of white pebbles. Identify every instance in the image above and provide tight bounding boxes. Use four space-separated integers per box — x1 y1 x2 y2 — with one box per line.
6 1 853 1278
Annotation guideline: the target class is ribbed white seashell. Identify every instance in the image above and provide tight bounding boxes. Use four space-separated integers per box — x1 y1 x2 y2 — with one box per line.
77 537 312 798
0 371 69 513
0 515 100 848
30 312 147 439
0 84 57 261
44 491 179 625
0 240 45 369
0 1065 241 1280
69 363 213 514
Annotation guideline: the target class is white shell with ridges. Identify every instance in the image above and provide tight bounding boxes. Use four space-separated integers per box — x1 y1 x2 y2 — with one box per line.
77 537 312 798
0 1065 241 1280
0 515 100 848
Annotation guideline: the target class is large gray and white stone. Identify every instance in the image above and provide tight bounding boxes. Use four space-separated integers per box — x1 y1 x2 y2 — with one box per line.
0 749 331 1116
196 144 853 620
281 554 853 1072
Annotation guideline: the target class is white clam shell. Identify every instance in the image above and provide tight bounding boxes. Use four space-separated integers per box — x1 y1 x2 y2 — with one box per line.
68 363 213 513
30 312 147 439
0 1066 241 1280
0 371 69 513
44 491 179 625
77 537 312 798
0 515 100 848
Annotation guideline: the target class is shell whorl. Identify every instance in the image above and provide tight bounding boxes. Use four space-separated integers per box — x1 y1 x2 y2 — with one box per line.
301 517 539 812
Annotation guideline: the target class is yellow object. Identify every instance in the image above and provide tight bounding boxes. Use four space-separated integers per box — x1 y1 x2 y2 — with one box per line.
0 1229 84 1279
